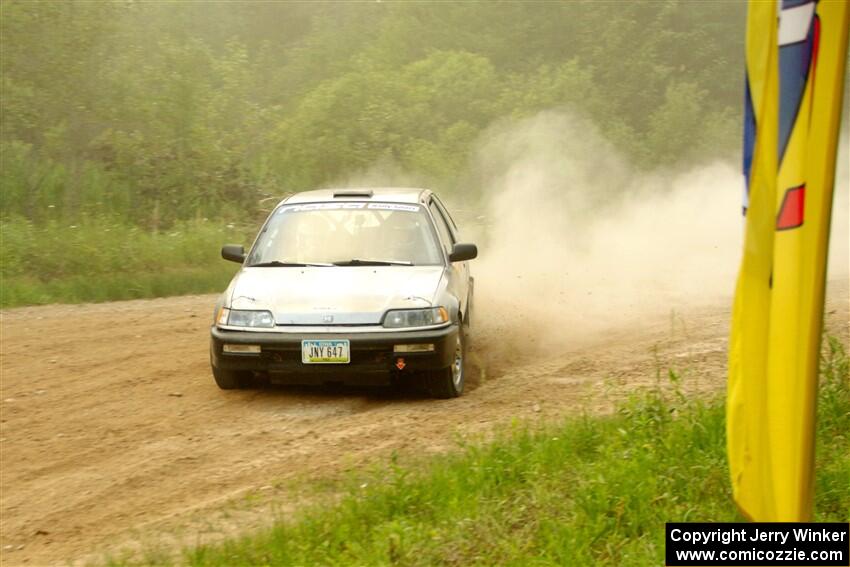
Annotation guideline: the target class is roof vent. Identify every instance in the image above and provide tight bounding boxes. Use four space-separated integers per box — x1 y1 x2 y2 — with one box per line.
333 189 374 198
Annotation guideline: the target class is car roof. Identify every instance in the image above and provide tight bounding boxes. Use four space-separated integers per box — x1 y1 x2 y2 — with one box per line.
282 187 430 205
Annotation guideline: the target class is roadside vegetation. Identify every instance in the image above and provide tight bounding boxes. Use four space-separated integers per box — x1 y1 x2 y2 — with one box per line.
104 338 848 566
0 217 251 306
1 2 745 307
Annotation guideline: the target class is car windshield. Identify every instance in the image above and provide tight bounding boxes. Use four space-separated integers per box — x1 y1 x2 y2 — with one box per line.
246 202 444 267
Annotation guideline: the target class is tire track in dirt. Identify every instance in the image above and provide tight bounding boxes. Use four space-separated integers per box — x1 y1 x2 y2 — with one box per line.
1 280 847 565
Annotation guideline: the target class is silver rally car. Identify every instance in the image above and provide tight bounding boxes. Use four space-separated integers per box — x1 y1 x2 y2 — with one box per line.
210 188 477 398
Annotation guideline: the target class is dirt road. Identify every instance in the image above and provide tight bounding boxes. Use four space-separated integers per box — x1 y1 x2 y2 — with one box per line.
1 280 847 566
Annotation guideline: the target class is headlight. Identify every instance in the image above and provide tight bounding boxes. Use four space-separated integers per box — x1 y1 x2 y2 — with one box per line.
383 307 449 328
218 308 275 328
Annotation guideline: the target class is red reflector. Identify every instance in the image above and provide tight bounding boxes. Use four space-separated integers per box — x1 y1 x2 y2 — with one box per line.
396 358 406 370
776 185 805 230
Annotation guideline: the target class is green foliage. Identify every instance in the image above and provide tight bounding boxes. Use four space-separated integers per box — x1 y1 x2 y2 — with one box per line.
1 2 746 307
111 342 844 566
815 337 850 520
0 216 250 307
2 1 745 228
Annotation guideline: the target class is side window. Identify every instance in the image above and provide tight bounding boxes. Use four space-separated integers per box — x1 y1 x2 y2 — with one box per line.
432 195 458 233
428 201 454 254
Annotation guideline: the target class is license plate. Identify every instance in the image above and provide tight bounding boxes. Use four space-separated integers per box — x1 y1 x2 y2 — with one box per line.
301 339 350 364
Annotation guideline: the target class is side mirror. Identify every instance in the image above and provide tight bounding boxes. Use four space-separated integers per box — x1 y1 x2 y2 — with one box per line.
449 243 478 262
221 244 246 263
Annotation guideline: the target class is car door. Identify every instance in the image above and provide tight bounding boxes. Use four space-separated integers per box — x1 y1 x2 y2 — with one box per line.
431 196 472 308
428 197 471 323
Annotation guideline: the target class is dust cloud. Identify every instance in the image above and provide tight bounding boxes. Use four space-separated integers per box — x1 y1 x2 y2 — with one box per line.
331 109 848 356
829 133 849 281
468 111 849 354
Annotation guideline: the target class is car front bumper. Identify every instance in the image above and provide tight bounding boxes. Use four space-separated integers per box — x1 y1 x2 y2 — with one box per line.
210 324 458 386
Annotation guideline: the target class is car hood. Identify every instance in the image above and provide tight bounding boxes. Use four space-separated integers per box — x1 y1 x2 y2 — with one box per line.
228 266 446 325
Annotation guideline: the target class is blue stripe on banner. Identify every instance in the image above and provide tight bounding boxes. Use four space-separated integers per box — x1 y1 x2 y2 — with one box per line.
782 0 812 9
742 75 756 213
778 23 814 163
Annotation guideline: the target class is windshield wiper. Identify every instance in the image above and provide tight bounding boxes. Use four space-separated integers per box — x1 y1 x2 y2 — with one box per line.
331 258 413 266
247 260 332 267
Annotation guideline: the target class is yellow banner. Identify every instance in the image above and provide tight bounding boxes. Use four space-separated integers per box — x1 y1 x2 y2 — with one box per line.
727 0 849 522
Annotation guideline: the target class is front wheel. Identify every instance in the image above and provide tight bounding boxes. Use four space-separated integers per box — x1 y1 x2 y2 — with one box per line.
429 327 465 399
212 365 247 390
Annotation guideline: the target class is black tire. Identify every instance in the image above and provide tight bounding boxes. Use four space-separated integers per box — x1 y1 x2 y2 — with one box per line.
429 326 465 399
212 365 246 390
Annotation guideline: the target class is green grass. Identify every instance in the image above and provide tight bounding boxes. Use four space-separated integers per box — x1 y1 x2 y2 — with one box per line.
0 216 254 307
105 338 848 566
